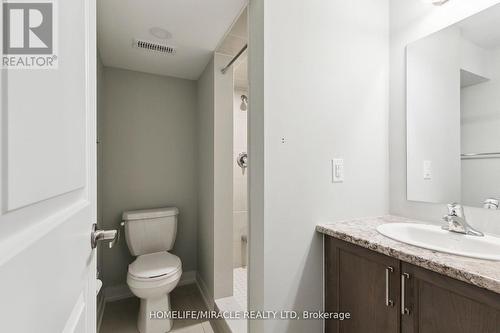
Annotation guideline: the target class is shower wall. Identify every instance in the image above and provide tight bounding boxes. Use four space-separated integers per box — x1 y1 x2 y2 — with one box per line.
233 89 248 268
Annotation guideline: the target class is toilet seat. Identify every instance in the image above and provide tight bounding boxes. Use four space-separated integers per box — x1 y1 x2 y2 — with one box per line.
127 267 182 291
127 252 182 294
128 251 181 280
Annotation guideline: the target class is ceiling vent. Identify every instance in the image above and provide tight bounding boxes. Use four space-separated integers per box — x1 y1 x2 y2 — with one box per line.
134 39 176 55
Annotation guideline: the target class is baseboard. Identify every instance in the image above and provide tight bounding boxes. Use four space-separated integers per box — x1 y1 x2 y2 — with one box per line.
178 270 196 286
195 275 227 332
103 270 198 303
196 273 214 311
213 302 233 333
104 284 133 302
96 294 105 333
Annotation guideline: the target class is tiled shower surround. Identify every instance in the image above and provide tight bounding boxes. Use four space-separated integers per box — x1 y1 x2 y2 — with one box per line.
233 89 248 268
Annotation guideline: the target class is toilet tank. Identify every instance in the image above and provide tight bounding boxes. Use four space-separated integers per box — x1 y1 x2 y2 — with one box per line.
122 207 179 256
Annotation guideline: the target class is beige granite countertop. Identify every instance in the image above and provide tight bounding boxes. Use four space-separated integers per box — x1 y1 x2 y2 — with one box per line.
316 215 500 294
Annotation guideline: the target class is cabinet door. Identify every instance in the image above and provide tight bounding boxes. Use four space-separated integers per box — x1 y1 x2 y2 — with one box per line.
325 237 400 333
401 262 500 333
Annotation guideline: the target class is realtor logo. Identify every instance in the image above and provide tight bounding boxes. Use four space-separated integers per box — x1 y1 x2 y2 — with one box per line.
2 0 58 69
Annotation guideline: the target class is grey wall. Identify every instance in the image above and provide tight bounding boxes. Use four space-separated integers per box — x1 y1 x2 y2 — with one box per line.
96 52 105 310
100 67 198 288
249 0 389 331
389 0 500 236
248 2 265 331
196 58 215 304
97 55 104 233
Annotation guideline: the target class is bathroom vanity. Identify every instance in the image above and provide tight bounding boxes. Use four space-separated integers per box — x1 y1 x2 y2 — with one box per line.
317 216 500 333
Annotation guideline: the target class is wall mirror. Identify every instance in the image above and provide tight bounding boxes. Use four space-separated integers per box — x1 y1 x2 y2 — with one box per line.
407 4 500 209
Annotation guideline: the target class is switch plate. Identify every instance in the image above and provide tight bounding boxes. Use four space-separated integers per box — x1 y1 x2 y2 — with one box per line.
332 159 344 183
423 160 432 180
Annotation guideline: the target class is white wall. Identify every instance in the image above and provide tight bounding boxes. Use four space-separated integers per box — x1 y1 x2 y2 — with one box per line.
461 38 491 78
233 89 248 268
100 67 198 288
407 26 462 203
249 0 390 331
390 0 500 236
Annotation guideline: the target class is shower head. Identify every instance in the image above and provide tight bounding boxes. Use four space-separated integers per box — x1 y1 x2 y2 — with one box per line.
240 95 248 111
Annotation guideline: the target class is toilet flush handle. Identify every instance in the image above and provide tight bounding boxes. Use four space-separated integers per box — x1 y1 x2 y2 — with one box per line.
91 223 118 249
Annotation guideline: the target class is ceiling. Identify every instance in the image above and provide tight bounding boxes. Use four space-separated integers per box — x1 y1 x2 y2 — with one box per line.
217 8 248 90
97 0 246 80
217 8 247 56
458 3 500 49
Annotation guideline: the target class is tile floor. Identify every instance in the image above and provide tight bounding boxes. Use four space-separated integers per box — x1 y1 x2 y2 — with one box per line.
233 267 247 311
100 284 216 333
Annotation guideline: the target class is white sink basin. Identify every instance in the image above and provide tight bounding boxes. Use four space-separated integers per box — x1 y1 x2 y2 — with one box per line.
377 223 500 261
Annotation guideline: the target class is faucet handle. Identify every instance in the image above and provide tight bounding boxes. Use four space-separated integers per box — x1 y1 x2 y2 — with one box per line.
443 203 484 237
483 198 499 210
447 203 464 217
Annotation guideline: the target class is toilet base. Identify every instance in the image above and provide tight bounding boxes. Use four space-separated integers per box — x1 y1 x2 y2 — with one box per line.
137 294 173 333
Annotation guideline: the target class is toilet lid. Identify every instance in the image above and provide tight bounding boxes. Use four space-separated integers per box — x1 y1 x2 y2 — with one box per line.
129 252 181 279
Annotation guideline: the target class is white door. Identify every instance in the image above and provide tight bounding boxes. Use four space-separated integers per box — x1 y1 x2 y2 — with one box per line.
0 0 97 332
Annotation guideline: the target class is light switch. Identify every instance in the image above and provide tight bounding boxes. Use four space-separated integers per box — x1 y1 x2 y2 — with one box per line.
332 159 344 183
423 160 432 180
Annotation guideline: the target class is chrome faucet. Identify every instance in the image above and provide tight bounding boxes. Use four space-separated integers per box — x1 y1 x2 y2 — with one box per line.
442 203 484 237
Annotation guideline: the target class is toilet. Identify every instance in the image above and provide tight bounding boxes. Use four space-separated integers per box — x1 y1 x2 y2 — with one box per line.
123 207 182 333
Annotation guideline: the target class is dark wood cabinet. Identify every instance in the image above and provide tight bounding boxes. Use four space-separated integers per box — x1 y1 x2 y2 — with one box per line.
325 236 500 333
325 237 400 333
401 262 500 333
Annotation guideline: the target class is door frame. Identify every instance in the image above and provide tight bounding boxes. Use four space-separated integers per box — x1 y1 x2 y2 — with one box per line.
85 0 98 330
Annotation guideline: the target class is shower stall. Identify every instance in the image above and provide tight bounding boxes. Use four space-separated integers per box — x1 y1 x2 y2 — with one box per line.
212 7 249 333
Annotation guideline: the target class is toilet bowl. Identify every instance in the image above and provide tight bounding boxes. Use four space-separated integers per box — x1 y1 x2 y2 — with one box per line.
127 251 182 333
122 207 182 333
